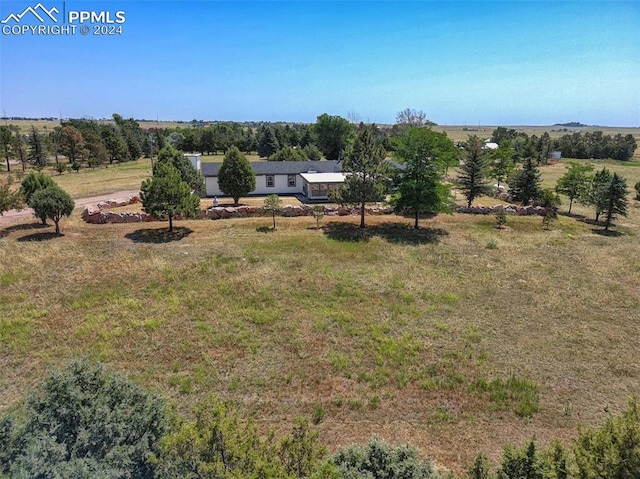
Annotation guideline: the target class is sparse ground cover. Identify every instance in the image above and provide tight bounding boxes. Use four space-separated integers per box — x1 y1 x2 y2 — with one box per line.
1 155 640 474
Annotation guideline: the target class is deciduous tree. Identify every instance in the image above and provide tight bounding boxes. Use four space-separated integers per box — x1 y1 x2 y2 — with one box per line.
392 128 458 229
555 162 594 214
489 140 516 190
218 146 256 207
313 113 354 161
263 194 282 229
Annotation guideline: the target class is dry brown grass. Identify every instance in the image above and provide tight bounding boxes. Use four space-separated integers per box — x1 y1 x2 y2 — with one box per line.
2 161 640 475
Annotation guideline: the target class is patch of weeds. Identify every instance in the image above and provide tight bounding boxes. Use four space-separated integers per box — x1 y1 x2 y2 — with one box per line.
464 325 483 347
312 402 325 424
347 399 363 410
228 376 240 391
329 350 349 374
433 406 456 423
486 238 499 249
332 397 344 408
179 378 193 394
471 374 540 418
0 318 31 352
0 268 29 286
368 395 380 409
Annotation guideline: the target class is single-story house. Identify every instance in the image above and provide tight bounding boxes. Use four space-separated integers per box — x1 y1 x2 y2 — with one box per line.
200 160 346 201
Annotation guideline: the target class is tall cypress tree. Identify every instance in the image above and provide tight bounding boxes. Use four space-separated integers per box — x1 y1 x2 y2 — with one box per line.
458 135 492 207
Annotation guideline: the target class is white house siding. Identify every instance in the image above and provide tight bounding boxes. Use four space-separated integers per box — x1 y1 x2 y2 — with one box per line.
205 174 303 197
205 177 224 197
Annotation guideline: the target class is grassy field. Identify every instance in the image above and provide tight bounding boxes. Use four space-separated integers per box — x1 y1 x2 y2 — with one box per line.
1 157 639 475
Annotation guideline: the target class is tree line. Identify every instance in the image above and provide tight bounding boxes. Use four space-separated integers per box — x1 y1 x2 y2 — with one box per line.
1 359 637 478
490 127 637 163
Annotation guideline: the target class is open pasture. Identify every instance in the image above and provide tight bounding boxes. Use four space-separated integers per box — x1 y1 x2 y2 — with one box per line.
1 157 639 474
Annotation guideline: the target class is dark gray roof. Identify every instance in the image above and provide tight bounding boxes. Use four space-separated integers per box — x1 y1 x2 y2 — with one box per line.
201 160 342 177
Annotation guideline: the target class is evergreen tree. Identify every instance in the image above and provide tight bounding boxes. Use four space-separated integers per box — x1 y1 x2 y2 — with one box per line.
0 179 23 215
0 126 13 172
269 145 306 161
555 162 594 214
0 359 168 479
156 145 205 194
140 162 200 232
334 124 390 228
218 146 256 206
29 185 75 235
509 157 542 205
28 125 48 168
12 130 28 172
458 135 492 207
580 167 612 223
601 172 628 231
257 126 280 158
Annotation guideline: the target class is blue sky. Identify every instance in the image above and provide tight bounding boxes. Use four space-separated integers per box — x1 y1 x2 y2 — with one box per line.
1 1 638 125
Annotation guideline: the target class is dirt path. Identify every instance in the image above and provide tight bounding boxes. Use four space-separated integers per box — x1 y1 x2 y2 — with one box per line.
0 190 140 225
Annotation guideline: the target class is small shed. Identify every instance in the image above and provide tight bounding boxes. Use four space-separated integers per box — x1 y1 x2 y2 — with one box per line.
184 153 201 171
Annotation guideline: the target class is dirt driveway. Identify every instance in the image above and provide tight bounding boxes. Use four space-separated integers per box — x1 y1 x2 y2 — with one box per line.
0 190 140 225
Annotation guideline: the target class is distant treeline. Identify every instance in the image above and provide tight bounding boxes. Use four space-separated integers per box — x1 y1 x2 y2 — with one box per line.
1 115 637 176
490 127 637 162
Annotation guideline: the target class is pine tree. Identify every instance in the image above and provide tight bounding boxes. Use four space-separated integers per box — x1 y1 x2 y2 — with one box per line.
601 172 628 231
218 146 256 206
140 162 200 232
458 135 492 207
509 157 542 205
28 125 48 168
581 167 612 223
257 126 280 158
335 124 389 228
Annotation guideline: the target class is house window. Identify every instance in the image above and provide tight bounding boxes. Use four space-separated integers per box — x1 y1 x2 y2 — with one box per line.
266 175 275 188
287 175 296 187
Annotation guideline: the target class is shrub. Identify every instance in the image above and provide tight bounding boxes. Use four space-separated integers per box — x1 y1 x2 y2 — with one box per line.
0 358 169 479
330 436 443 478
573 398 640 479
634 181 640 200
